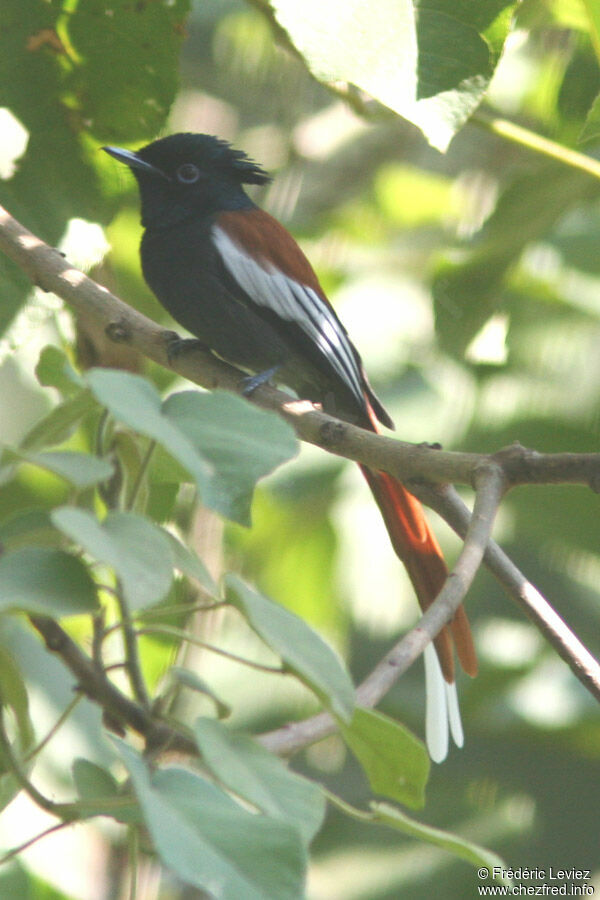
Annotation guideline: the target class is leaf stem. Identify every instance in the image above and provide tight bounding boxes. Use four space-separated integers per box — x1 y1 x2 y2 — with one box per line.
116 581 151 709
322 787 373 822
24 694 83 762
136 624 285 674
0 704 61 816
135 599 227 622
127 825 139 900
99 600 226 641
126 439 156 511
472 109 600 180
0 821 71 865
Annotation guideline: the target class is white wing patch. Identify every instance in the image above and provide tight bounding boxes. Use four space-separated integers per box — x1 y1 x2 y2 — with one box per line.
212 224 365 405
424 642 464 763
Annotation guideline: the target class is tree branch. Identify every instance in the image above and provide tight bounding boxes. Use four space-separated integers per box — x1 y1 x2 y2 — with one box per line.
29 616 197 756
412 483 600 704
259 462 507 755
1 204 600 760
1 205 599 491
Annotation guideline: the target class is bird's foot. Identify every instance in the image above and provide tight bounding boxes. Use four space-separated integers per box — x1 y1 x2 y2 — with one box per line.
240 365 280 396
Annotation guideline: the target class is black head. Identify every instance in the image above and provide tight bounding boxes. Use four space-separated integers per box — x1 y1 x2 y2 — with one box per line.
103 133 271 229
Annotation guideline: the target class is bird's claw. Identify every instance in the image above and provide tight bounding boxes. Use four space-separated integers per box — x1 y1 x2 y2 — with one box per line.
240 365 280 396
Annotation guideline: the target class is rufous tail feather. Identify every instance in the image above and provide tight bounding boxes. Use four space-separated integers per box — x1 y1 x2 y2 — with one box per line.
359 405 478 682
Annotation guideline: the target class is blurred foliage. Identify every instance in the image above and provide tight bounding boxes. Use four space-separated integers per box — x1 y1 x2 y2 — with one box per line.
0 0 600 898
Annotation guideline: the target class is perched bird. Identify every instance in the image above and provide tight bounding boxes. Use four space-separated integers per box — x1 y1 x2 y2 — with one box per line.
103 133 477 761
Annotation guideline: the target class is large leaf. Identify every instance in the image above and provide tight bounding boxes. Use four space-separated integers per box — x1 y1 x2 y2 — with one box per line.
193 717 326 845
0 0 190 331
262 0 516 150
165 532 217 594
115 740 306 900
0 546 98 617
35 346 84 395
87 368 215 493
339 707 430 810
52 507 174 610
72 758 141 824
88 370 298 525
162 390 299 525
225 574 355 721
19 391 97 452
67 0 191 144
0 509 55 550
9 449 113 489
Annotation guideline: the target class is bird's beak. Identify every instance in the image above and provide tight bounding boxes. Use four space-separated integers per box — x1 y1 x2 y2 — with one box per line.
102 146 169 180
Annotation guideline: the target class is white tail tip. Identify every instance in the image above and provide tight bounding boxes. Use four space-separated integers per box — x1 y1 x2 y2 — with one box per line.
423 643 464 763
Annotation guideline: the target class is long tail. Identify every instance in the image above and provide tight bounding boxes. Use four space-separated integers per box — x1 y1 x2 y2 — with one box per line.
359 464 478 682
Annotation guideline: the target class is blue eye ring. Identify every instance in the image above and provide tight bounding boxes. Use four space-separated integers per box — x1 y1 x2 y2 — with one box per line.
176 163 201 184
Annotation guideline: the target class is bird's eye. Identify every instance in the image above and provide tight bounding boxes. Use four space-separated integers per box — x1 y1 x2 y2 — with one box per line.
176 163 201 184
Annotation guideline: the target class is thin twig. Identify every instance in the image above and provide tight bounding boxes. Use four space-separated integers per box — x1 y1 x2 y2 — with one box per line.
100 602 226 642
115 581 151 709
0 821 71 866
358 463 506 706
0 704 61 815
29 616 198 756
259 465 507 756
134 599 227 623
24 694 83 762
472 109 600 181
126 439 156 511
413 483 600 704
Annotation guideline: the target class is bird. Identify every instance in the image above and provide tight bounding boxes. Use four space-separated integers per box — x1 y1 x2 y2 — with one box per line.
103 133 477 761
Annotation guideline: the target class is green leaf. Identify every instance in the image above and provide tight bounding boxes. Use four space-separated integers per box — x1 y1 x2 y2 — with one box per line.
0 645 33 751
432 163 594 356
0 509 55 550
67 0 192 144
582 2 600 66
16 450 113 489
265 0 516 150
0 0 191 328
87 368 214 497
339 707 429 809
371 801 508 873
161 390 299 525
72 758 141 824
72 758 119 802
193 718 326 845
0 644 35 812
0 861 79 900
52 507 174 610
114 739 306 899
35 346 84 395
225 574 354 721
579 91 600 143
87 370 298 525
19 391 96 452
0 547 98 617
164 532 217 594
170 669 232 719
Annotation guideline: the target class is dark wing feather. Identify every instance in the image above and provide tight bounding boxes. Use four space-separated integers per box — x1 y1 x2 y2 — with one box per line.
213 209 392 426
